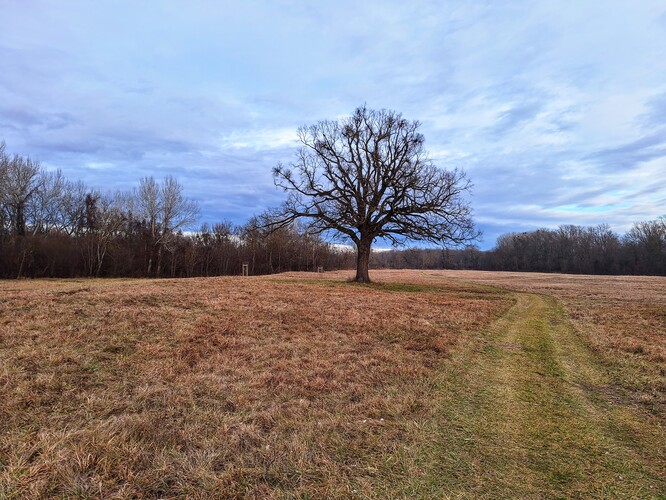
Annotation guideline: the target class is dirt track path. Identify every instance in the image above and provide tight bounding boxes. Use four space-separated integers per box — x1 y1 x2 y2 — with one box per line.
424 291 665 498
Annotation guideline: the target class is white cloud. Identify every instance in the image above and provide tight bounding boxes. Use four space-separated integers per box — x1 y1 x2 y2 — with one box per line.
219 128 299 151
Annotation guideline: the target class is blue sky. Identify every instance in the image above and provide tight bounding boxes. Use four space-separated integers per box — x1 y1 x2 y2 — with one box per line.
1 1 665 249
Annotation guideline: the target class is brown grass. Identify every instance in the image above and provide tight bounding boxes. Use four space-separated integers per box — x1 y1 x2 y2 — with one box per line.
0 274 509 497
3 270 664 497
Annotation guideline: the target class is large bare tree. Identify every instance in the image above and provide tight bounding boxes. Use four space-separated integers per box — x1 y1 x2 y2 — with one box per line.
272 105 477 282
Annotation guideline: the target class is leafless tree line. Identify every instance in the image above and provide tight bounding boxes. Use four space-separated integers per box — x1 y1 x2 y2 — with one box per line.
371 221 666 276
0 142 351 279
3 141 663 278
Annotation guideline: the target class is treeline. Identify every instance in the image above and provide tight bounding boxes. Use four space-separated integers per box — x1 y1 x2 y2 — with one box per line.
3 142 664 278
0 143 352 279
372 221 666 276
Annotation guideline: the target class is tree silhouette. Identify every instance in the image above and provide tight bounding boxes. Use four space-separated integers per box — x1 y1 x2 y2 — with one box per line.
272 105 477 282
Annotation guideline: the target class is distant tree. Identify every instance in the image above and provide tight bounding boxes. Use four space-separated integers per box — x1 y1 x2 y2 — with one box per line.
589 224 620 274
133 176 199 276
272 105 477 282
81 191 126 276
625 217 666 275
0 143 42 236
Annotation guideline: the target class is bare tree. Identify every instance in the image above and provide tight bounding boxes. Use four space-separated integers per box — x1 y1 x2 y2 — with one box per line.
625 217 666 275
81 191 126 276
134 176 199 276
272 105 476 282
60 180 89 236
0 141 8 235
0 144 42 236
27 169 66 235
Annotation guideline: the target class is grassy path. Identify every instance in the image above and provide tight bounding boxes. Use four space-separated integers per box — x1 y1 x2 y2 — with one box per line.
403 291 665 498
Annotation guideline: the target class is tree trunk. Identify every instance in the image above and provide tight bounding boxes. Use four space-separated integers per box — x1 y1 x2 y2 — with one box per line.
15 202 26 237
156 244 163 277
16 239 27 279
354 237 373 283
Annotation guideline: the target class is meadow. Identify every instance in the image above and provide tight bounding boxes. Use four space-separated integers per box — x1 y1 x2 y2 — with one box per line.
1 270 664 498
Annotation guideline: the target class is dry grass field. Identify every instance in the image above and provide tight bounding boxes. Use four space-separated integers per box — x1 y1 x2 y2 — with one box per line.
1 273 509 497
1 270 664 497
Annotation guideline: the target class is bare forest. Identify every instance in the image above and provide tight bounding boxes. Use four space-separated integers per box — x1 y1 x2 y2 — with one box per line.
0 142 352 279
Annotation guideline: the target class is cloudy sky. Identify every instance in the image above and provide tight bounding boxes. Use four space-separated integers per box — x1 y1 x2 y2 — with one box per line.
1 1 665 248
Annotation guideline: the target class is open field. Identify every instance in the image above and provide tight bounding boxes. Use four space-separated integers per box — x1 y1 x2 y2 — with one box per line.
325 269 666 412
1 270 665 497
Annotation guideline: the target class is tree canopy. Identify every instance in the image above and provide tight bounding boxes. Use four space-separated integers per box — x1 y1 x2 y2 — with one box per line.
273 105 477 282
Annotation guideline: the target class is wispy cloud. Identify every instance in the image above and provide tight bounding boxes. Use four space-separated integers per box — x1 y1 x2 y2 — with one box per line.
219 128 299 150
1 0 665 247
